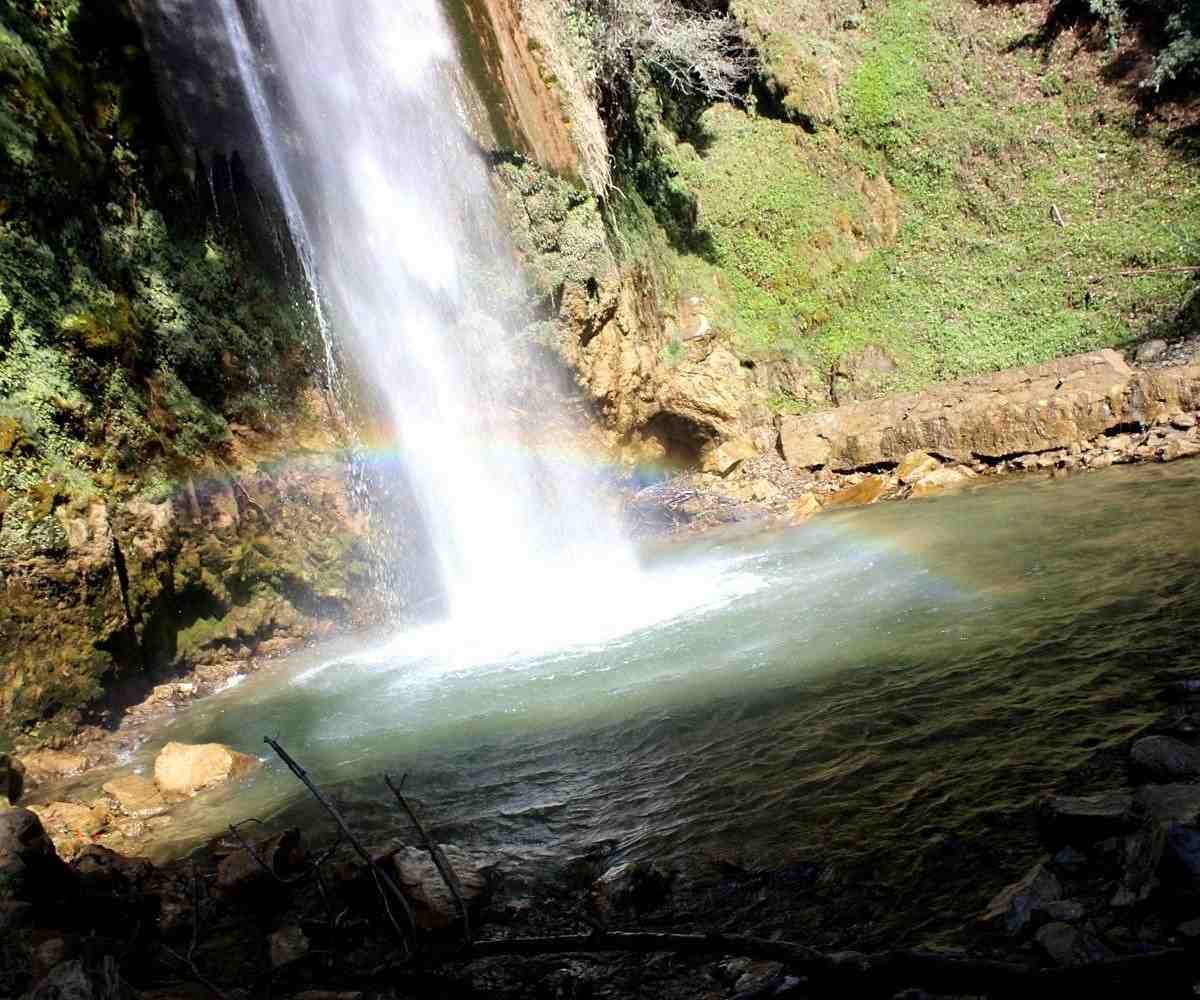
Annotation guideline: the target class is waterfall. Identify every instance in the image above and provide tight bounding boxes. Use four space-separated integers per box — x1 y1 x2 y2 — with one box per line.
214 0 639 638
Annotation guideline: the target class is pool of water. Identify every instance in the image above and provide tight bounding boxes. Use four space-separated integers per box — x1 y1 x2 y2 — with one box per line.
127 463 1200 900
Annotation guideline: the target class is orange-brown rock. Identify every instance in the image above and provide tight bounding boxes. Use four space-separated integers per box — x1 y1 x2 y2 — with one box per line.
823 474 892 508
779 351 1200 472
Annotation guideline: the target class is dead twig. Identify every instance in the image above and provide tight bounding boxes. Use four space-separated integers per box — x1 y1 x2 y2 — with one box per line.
384 772 472 944
265 737 416 955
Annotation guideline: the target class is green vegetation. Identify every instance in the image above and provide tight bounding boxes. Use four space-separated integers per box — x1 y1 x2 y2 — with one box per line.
620 0 1200 403
0 0 320 558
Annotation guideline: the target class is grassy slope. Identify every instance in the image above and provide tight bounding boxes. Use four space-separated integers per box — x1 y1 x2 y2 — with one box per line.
642 0 1200 405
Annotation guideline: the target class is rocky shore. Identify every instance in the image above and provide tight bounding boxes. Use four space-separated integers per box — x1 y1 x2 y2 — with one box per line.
629 344 1200 534
6 669 1200 999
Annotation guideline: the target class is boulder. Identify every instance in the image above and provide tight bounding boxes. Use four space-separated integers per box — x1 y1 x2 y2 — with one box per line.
154 742 258 798
1042 791 1136 844
0 753 25 806
1130 735 1200 781
979 862 1061 934
701 437 757 476
1042 899 1086 922
16 751 91 785
823 474 891 508
896 451 940 484
390 844 494 931
0 808 65 901
1162 822 1200 890
590 861 673 919
102 775 168 818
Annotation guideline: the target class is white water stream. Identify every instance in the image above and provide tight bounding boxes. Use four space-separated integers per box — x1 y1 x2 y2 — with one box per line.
216 0 647 637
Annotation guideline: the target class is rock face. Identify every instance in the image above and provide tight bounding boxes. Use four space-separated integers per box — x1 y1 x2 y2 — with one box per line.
0 754 24 806
153 742 258 799
779 350 1200 471
390 845 493 931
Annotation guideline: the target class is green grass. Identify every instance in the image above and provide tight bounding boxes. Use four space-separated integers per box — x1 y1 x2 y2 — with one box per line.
657 0 1200 402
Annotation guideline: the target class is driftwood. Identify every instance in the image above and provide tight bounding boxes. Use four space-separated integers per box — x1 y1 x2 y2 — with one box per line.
264 737 417 953
467 932 1192 998
384 773 473 944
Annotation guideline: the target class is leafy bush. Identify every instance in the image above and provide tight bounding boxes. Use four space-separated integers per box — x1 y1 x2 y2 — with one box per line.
1071 0 1200 92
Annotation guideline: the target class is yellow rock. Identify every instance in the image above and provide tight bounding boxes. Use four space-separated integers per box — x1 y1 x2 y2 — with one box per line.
787 493 823 522
896 451 939 484
154 742 259 799
701 437 757 476
823 474 891 508
911 466 974 497
102 774 168 818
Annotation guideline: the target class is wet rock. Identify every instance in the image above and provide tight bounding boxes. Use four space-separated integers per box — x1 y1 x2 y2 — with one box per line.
1130 735 1200 780
731 959 784 993
896 450 939 484
824 474 891 508
786 493 822 522
153 741 259 798
590 860 673 919
217 828 307 894
1111 824 1166 907
101 775 168 819
0 808 64 900
0 753 25 806
979 862 1061 934
1134 783 1200 824
702 437 757 476
269 924 309 967
390 844 494 931
1042 791 1136 844
1035 921 1113 967
1136 339 1169 363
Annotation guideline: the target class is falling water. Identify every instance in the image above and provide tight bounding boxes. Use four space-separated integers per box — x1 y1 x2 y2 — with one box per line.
216 0 641 637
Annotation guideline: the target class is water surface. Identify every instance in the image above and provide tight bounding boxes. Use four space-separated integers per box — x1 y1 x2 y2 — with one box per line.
140 463 1199 893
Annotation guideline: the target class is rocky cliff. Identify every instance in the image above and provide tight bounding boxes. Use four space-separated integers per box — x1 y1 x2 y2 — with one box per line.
0 0 374 747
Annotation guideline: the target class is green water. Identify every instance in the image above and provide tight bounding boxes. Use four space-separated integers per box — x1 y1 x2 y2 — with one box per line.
124 462 1199 919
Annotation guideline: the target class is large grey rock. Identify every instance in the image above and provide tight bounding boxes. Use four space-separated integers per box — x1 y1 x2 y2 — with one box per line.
979 862 1061 934
390 845 494 931
591 861 673 919
1131 736 1200 780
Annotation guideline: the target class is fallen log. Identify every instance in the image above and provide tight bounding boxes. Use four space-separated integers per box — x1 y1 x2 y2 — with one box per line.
465 931 1192 998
